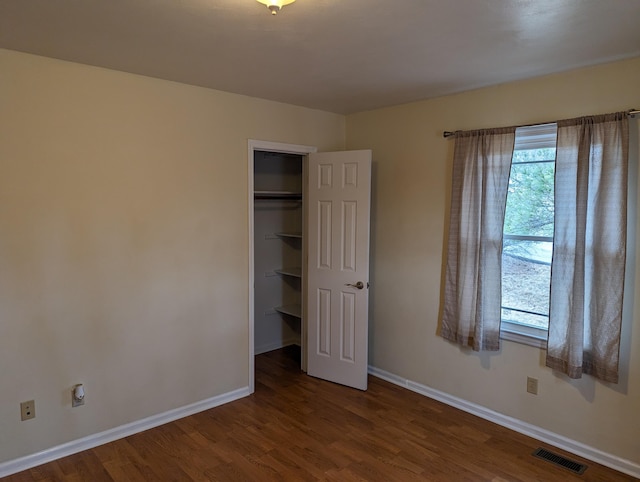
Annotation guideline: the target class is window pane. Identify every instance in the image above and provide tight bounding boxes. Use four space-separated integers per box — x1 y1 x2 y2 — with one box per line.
504 161 554 237
502 240 552 329
512 147 556 163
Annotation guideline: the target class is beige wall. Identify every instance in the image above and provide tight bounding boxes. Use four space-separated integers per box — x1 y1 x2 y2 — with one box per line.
0 48 345 463
347 57 640 465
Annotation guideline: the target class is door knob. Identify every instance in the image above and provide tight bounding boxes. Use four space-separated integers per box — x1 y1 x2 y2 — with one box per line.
345 281 365 290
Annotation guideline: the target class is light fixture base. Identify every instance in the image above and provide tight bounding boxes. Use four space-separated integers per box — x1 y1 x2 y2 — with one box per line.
256 0 296 15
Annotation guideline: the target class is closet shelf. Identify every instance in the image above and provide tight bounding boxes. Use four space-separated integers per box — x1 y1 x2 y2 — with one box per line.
254 190 302 200
274 267 302 278
274 304 302 319
275 232 303 239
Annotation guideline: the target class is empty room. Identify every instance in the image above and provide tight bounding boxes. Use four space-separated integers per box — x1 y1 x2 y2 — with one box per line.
1 0 639 480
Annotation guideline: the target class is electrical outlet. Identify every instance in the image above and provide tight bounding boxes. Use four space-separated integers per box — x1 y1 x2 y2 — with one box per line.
20 400 36 421
72 384 85 407
527 377 539 395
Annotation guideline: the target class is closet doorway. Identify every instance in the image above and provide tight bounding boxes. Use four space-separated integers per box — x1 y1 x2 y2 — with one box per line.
248 140 372 392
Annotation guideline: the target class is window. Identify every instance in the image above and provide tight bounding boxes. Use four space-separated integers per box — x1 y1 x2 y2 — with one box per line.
501 124 557 346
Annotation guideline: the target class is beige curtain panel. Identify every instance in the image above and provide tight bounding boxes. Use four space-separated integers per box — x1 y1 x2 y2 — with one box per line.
546 112 629 383
442 127 515 351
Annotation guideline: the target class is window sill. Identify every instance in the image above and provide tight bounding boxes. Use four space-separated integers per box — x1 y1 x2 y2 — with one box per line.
500 322 548 349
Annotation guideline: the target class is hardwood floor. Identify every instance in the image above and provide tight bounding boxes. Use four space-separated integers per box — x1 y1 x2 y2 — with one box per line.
3 346 636 481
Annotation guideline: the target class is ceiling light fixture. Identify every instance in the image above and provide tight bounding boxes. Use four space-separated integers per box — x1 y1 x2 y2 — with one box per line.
256 0 296 15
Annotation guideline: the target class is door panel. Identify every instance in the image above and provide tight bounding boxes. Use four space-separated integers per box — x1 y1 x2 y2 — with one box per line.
307 150 371 390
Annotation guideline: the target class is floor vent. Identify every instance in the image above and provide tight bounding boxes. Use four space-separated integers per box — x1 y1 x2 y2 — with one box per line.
532 448 588 475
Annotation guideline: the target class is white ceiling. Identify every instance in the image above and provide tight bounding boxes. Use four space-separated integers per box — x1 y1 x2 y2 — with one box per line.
1 0 639 114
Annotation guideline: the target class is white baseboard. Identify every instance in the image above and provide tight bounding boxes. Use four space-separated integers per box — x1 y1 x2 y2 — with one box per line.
255 338 300 355
368 365 640 479
0 386 251 478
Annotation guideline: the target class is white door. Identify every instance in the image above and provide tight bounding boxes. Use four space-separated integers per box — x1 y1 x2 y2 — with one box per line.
307 150 371 390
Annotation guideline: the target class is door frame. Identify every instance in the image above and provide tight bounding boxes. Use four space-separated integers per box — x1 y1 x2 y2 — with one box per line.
248 139 317 393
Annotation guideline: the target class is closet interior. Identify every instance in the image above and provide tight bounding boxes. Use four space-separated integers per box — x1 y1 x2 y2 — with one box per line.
253 150 305 363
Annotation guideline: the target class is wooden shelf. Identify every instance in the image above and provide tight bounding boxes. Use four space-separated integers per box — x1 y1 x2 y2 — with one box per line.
254 191 302 200
274 304 302 319
274 267 302 278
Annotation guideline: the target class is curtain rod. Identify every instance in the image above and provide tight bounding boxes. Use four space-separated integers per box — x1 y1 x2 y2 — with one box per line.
443 109 639 139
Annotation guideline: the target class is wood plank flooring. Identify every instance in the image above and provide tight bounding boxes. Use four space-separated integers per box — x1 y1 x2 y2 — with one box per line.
3 346 636 481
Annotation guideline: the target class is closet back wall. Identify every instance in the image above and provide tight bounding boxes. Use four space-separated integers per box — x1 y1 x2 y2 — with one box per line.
253 151 304 354
0 48 345 463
